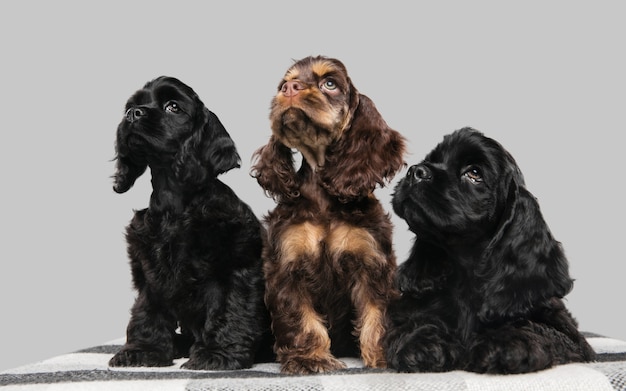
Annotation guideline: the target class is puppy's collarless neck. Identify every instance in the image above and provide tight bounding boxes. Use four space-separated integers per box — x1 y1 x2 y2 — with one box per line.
148 167 208 214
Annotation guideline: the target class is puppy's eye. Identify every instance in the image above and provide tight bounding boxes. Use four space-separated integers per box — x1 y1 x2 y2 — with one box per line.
320 79 337 91
463 166 483 184
164 101 180 113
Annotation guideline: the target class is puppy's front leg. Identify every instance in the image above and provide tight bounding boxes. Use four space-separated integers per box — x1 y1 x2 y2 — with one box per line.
181 270 265 371
265 222 345 374
346 251 390 368
353 291 388 369
327 224 391 368
109 291 176 367
383 295 463 372
271 293 346 375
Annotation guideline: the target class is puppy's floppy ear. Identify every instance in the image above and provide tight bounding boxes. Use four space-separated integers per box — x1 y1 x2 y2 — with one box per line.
112 126 147 193
174 108 240 184
251 135 300 201
202 109 241 175
321 94 406 201
477 174 573 322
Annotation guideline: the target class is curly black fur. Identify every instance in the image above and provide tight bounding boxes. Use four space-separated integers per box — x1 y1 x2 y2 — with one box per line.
384 127 595 374
109 76 273 370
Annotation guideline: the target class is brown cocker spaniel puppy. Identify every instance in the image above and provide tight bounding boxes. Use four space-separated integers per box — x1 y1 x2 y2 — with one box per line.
251 56 407 374
384 127 595 374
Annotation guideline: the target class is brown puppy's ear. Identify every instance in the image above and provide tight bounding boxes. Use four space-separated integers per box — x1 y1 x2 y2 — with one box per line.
321 94 406 201
174 108 240 185
251 135 300 202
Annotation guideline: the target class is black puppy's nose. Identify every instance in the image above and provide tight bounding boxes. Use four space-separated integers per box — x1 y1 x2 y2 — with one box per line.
125 107 146 123
407 164 432 182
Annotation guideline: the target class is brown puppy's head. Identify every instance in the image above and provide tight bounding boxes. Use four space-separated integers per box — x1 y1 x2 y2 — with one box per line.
253 56 406 202
269 56 359 169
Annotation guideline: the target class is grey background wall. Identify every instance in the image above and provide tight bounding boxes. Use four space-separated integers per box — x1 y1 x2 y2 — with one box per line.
1 1 624 371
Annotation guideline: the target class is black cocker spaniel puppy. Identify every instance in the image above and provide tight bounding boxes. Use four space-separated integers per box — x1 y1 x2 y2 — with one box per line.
384 127 595 374
109 76 272 370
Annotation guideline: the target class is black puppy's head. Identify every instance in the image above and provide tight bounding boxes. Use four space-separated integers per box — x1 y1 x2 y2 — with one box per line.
393 127 573 320
392 127 523 246
113 76 240 193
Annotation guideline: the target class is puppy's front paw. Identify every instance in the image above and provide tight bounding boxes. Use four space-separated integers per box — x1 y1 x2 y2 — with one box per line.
385 328 461 373
281 355 346 375
465 330 552 374
361 347 387 369
109 349 173 367
181 356 250 371
181 347 253 370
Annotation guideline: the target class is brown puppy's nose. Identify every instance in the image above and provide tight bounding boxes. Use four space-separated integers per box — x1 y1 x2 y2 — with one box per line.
281 80 304 97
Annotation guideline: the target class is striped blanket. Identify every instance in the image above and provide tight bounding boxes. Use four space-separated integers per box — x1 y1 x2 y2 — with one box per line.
1 333 625 390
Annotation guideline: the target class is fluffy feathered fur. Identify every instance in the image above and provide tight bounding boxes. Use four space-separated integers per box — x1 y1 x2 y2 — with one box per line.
251 56 406 374
110 76 272 370
384 127 595 374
